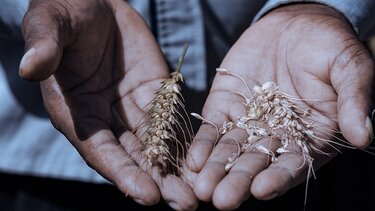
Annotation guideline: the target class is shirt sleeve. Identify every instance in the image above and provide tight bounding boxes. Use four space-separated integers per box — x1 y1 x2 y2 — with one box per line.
253 0 375 40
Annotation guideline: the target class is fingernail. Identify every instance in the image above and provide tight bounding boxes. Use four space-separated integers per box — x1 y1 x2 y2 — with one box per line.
134 198 147 206
365 116 373 143
168 202 181 210
19 48 35 73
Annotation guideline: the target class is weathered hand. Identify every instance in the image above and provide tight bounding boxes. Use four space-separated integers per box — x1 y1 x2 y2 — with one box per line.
186 3 374 210
19 0 197 210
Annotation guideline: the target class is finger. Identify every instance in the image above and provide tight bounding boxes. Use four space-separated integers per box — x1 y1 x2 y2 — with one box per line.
20 1 70 81
154 175 198 211
331 44 374 148
186 121 224 172
250 152 311 200
181 162 198 189
80 130 161 206
212 139 280 210
119 128 198 211
194 128 248 202
186 89 247 172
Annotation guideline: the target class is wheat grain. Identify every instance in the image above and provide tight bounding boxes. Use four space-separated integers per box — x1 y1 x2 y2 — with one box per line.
189 68 319 172
140 43 193 175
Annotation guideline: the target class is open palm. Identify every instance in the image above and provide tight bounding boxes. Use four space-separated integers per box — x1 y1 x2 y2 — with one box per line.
186 4 374 210
20 0 196 210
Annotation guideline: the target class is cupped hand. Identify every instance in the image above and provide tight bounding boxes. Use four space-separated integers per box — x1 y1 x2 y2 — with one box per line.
186 3 374 210
19 0 197 210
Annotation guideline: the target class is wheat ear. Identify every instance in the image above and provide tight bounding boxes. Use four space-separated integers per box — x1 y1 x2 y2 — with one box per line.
142 43 192 175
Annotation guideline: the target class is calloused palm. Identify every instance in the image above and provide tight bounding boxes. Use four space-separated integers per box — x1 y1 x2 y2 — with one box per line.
186 4 374 210
19 0 197 209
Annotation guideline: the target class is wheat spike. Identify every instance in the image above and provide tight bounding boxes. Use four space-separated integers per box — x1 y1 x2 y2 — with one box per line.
142 43 192 175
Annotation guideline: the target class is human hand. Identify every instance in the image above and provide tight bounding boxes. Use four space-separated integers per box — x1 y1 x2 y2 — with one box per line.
186 3 374 210
19 0 197 210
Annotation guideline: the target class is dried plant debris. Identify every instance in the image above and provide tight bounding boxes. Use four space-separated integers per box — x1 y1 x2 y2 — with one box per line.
220 78 316 172
191 67 375 209
138 44 194 175
194 82 314 173
192 68 350 182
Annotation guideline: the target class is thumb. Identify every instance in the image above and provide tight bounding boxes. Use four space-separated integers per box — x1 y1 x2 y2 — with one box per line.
19 2 70 81
332 45 374 148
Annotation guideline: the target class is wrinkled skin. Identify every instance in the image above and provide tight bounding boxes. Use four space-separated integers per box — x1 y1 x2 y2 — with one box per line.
185 4 374 210
19 1 374 210
19 0 197 210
